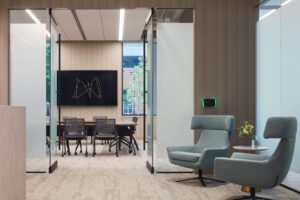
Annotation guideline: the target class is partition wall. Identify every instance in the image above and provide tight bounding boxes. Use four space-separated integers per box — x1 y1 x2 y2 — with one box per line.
145 8 194 173
256 0 300 192
9 9 59 173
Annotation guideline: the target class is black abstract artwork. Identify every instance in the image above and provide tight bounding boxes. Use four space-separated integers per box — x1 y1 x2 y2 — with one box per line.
58 70 117 106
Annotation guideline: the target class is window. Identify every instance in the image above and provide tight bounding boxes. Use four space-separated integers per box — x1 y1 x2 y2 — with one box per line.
122 43 144 115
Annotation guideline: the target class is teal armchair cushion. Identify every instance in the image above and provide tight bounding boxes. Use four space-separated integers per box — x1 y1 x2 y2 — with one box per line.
167 115 235 171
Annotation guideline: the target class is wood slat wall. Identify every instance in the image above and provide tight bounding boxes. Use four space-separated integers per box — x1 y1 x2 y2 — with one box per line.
60 41 122 122
0 0 259 147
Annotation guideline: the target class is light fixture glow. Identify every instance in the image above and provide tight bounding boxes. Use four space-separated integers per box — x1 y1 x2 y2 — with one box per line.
25 9 41 24
25 9 50 38
145 11 152 25
259 9 276 21
119 9 125 41
46 30 50 38
281 0 293 6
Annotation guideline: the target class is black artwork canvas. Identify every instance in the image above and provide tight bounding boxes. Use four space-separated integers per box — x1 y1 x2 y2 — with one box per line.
58 70 117 106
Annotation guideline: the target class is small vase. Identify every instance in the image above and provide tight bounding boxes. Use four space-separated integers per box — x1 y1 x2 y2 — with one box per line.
252 137 258 147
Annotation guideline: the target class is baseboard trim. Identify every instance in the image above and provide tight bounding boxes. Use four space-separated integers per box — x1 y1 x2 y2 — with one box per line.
280 183 300 194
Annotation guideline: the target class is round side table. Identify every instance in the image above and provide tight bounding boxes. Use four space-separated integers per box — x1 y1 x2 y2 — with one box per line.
233 145 269 193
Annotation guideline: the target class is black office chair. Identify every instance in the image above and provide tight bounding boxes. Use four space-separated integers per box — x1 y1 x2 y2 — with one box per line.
63 118 88 157
93 116 108 144
93 119 119 157
131 117 139 151
114 117 138 155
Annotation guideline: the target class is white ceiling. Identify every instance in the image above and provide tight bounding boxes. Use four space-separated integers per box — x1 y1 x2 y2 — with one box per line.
52 9 150 41
52 10 83 40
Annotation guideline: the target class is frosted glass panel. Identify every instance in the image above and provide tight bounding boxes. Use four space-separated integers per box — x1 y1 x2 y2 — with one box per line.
256 0 300 191
10 24 47 171
256 11 281 155
156 23 194 171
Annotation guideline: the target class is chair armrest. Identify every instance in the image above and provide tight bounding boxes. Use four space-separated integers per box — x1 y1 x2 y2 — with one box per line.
231 152 270 161
198 148 228 170
214 157 275 188
167 145 195 154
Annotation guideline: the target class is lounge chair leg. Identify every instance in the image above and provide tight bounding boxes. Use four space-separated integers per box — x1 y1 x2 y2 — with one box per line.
175 170 207 187
232 188 274 200
199 170 206 187
176 177 200 182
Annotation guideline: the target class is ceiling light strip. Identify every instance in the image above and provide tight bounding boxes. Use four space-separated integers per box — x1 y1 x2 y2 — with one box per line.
25 9 41 24
119 9 125 41
25 9 50 38
259 9 276 21
281 0 293 6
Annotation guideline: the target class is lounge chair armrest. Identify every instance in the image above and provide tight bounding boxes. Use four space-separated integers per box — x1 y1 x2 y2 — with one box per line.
199 148 228 169
214 157 275 187
167 145 195 154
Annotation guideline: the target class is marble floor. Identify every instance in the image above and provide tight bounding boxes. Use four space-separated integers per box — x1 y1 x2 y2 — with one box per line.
26 141 300 200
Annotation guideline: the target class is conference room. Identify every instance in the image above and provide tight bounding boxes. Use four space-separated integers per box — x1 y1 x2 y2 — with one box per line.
9 7 195 173
2 1 300 199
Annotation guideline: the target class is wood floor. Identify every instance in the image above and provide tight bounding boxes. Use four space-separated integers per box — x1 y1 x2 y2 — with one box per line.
26 141 300 200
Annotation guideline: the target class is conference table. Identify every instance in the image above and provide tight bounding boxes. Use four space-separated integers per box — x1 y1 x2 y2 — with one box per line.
46 120 138 154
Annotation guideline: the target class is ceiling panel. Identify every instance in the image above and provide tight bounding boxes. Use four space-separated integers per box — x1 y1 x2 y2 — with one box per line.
76 9 104 40
100 9 119 40
10 10 48 24
52 10 83 41
123 9 150 41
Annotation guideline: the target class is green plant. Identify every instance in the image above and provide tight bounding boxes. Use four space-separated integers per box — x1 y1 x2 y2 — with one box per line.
238 120 255 138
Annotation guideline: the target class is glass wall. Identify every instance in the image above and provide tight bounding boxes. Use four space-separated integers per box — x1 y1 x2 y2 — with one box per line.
155 9 194 172
49 14 59 172
256 0 300 191
9 9 49 172
146 14 155 172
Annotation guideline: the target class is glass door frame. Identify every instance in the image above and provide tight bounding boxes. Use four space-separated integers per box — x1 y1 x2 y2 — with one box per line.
48 8 59 173
145 8 155 174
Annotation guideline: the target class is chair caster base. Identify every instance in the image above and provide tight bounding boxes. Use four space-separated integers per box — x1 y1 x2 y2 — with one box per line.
232 187 274 200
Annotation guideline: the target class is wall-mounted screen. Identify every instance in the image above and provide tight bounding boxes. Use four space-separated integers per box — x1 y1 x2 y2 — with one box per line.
58 70 117 106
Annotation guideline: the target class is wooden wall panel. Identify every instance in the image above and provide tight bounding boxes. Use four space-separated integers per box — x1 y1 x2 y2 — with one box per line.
60 41 148 139
60 42 122 121
0 0 258 146
0 106 26 200
0 0 9 105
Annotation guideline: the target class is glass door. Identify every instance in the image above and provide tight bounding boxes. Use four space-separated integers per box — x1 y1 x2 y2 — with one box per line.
49 10 59 173
146 9 155 173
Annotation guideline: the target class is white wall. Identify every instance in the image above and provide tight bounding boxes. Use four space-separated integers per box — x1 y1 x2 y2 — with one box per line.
156 23 194 158
10 24 46 159
256 0 300 189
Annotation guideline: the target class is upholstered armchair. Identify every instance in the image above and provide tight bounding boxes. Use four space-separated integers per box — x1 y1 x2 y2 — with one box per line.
214 117 297 200
167 115 235 186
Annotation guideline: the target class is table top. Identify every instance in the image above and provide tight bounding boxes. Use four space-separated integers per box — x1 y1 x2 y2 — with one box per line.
46 120 137 126
233 145 269 151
